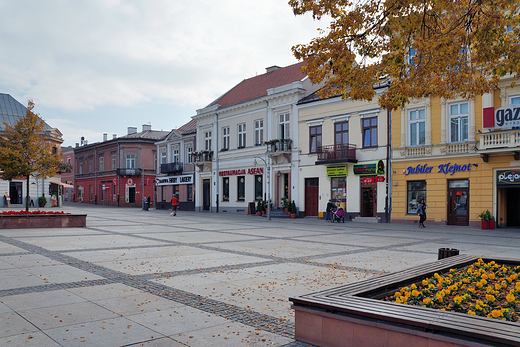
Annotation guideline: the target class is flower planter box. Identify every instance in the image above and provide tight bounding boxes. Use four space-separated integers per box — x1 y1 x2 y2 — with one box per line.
290 255 520 347
0 214 87 228
481 220 488 230
489 220 495 230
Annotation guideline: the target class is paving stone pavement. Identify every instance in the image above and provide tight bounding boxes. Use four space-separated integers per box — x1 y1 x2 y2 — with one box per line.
0 204 519 346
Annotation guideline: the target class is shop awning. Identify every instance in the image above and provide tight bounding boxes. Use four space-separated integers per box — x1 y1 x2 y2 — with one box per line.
52 181 74 189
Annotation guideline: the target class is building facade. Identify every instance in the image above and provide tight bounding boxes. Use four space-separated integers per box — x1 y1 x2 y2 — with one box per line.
155 119 197 211
61 146 75 202
391 75 520 227
193 63 321 213
73 125 168 207
296 81 390 221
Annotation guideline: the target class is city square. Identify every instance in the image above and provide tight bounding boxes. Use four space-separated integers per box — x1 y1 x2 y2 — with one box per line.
0 205 518 346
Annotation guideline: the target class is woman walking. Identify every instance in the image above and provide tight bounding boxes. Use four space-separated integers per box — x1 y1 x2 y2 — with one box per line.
326 199 334 222
417 199 427 228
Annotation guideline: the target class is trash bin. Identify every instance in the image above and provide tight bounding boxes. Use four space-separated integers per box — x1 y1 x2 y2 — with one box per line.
438 248 460 260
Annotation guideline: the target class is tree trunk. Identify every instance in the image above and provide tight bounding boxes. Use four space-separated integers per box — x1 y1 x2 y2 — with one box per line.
25 175 30 212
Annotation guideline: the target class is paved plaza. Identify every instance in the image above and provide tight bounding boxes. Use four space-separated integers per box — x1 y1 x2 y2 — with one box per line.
0 204 519 346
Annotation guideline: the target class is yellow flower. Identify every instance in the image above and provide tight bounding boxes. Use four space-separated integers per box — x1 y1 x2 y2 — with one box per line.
453 296 462 304
422 279 429 286
395 292 401 297
506 293 515 303
411 290 420 297
481 274 488 280
488 273 495 280
423 298 431 305
480 279 488 285
486 294 496 302
475 304 483 310
467 310 476 315
411 283 417 289
468 287 476 293
491 310 502 318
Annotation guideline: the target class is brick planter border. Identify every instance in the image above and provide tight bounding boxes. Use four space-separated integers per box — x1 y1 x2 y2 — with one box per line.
290 255 520 347
0 214 87 228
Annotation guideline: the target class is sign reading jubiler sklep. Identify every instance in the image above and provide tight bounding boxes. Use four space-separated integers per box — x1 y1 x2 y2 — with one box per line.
404 163 472 176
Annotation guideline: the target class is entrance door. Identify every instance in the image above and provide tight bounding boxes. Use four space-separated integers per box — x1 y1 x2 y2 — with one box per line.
506 188 520 226
203 179 211 211
9 182 22 204
305 178 319 216
128 187 136 203
361 186 376 217
447 180 469 226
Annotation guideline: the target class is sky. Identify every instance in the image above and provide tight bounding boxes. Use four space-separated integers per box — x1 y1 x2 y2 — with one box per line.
0 1 327 147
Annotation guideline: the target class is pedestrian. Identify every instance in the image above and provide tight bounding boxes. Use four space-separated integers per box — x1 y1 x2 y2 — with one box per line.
326 199 334 222
417 199 427 228
142 195 147 211
170 194 178 216
147 196 151 209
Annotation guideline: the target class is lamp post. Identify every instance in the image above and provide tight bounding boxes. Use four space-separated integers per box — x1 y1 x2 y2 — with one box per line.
254 155 271 220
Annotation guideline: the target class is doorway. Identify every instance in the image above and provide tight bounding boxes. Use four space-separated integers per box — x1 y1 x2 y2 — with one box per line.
304 178 319 216
447 179 469 226
203 179 211 211
9 182 22 204
361 185 376 217
128 186 136 203
506 188 520 227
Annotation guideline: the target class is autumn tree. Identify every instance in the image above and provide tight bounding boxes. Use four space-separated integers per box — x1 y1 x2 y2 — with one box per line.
290 0 520 110
0 101 61 211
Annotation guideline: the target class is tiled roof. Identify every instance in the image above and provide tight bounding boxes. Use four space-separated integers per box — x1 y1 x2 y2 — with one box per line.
207 62 307 108
177 119 197 135
119 130 169 141
0 93 53 132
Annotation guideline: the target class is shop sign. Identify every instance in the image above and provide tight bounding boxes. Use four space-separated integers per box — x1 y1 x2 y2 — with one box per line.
361 176 385 184
219 167 263 176
112 179 117 185
157 174 193 186
327 165 348 177
353 160 385 176
404 163 471 176
489 104 520 129
127 178 133 185
497 170 520 187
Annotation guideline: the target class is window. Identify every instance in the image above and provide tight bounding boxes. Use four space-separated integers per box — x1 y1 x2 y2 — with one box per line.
450 102 469 142
89 185 93 201
153 151 157 172
254 120 263 145
67 158 71 164
187 184 193 201
238 123 246 148
111 155 116 170
222 177 229 201
204 131 212 151
222 127 229 150
309 126 322 153
99 157 104 172
255 175 263 201
186 146 193 163
126 154 135 168
160 151 166 164
172 149 179 163
407 180 426 214
409 109 426 146
407 47 417 67
79 162 83 174
161 186 166 201
363 117 378 147
113 182 116 195
237 176 245 201
88 158 93 173
279 113 290 139
335 121 349 146
511 96 520 104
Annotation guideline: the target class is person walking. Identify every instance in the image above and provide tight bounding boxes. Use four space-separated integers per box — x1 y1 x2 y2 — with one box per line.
326 199 334 222
170 194 178 216
142 195 148 211
417 199 427 228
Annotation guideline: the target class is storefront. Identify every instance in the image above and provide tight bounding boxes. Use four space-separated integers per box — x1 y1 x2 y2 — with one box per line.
353 160 386 219
156 174 194 211
218 167 264 213
496 169 520 227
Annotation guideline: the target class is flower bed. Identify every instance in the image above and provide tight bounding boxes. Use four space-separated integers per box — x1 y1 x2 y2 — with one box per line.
0 211 86 228
386 258 519 322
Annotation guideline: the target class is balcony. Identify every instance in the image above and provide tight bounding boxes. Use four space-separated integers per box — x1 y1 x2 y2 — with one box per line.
192 151 213 163
479 129 520 150
266 139 292 153
316 144 357 164
160 162 183 174
116 168 142 176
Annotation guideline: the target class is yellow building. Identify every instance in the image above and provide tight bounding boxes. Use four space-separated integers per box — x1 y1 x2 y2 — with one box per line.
391 78 520 227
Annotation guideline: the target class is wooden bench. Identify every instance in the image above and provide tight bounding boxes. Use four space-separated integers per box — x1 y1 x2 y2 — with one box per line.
290 255 520 347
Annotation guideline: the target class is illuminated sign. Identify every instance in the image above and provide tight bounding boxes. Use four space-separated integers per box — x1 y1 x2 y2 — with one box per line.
353 160 385 176
497 170 520 187
327 165 348 177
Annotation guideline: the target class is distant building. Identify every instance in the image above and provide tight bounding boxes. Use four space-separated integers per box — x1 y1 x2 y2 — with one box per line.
0 93 64 207
61 146 75 202
73 125 168 207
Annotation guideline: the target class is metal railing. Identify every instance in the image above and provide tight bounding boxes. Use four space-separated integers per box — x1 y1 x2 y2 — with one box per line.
160 162 183 174
316 144 357 162
116 168 142 176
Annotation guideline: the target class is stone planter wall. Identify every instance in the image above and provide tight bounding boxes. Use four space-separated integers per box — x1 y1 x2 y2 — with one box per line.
0 214 87 228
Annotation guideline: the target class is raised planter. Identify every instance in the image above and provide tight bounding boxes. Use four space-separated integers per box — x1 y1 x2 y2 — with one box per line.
0 214 87 228
290 255 520 347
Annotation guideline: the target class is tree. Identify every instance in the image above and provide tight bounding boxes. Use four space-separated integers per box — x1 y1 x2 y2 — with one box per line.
290 0 520 110
0 101 61 211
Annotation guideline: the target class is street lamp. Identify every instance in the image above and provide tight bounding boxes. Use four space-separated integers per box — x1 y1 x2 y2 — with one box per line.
254 156 271 220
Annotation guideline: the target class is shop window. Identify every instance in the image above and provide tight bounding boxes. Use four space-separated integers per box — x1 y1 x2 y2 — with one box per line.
363 117 378 147
450 102 469 142
407 180 426 214
237 176 245 201
331 177 346 210
409 108 426 146
222 177 229 201
254 120 263 145
335 121 349 146
222 127 229 150
309 126 322 153
187 184 193 201
238 123 246 148
255 175 263 201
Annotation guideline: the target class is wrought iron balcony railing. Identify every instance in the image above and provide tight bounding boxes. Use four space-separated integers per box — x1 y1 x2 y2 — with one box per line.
266 139 292 153
316 144 357 163
192 152 213 163
160 162 183 174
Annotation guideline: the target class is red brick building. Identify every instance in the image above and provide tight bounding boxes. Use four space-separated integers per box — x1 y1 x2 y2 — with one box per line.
73 125 168 207
61 146 75 202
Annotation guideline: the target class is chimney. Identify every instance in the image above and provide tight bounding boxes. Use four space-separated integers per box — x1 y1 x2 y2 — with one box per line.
127 127 137 135
142 124 151 132
113 134 117 139
266 65 281 73
103 133 108 142
75 143 79 148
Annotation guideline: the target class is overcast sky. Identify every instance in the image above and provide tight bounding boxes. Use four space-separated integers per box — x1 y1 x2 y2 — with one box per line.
0 1 326 147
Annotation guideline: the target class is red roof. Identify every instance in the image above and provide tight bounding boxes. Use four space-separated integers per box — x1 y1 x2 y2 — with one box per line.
177 119 197 135
207 62 306 108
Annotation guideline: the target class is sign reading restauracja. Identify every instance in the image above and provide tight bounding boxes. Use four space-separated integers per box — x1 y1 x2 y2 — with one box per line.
219 168 263 176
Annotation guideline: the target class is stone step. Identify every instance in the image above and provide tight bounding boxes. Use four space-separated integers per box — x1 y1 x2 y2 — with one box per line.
263 209 291 218
351 216 381 223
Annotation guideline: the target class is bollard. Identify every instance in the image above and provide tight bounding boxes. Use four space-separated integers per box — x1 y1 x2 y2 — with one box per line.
438 248 460 260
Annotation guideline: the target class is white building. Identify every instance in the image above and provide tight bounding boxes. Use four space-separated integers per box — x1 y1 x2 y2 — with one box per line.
193 63 321 213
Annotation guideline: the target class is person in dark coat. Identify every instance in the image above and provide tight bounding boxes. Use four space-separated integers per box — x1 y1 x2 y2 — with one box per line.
326 199 335 222
417 199 427 228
